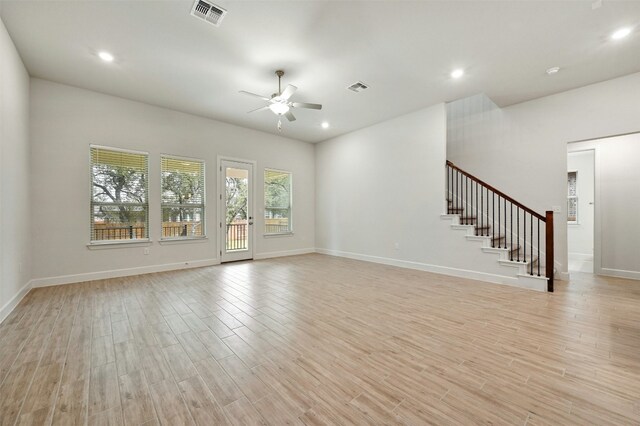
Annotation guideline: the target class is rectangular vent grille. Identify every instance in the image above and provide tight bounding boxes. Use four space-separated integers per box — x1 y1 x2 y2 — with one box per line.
191 0 227 27
347 81 369 93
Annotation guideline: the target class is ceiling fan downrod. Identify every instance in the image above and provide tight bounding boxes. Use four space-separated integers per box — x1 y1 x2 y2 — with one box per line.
275 70 284 96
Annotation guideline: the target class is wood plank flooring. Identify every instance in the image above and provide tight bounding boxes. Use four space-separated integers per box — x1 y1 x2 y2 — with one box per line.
1 253 639 425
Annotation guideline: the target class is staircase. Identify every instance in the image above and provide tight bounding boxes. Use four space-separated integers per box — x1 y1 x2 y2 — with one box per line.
442 161 554 292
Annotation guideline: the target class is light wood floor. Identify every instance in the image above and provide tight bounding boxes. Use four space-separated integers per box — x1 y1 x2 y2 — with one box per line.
1 254 639 425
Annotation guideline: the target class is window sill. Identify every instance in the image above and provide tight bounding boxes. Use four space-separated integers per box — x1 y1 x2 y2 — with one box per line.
159 237 208 245
264 232 294 238
87 239 151 249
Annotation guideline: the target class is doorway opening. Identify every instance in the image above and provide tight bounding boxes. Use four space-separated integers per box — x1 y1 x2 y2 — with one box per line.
567 150 595 274
567 132 640 281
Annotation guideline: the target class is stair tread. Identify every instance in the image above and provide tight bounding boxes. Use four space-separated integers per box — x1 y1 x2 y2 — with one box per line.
502 254 539 264
491 244 520 251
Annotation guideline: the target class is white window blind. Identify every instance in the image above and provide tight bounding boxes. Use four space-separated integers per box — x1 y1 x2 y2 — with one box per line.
264 169 292 234
90 146 149 242
161 155 206 239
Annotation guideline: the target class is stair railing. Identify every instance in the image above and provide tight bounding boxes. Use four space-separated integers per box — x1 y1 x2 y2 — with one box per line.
446 161 554 292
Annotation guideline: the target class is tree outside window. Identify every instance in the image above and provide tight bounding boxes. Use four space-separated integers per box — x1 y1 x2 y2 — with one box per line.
264 169 292 234
161 156 205 238
91 147 148 241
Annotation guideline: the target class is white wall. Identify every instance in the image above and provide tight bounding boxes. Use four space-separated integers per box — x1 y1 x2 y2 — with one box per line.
567 150 594 260
315 103 525 283
316 104 445 259
569 134 640 280
29 79 315 286
0 16 31 320
447 72 640 276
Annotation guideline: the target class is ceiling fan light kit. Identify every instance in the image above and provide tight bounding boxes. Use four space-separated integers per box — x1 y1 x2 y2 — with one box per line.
240 70 322 132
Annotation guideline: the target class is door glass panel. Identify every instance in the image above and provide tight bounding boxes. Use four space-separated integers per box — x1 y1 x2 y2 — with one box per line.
225 167 249 252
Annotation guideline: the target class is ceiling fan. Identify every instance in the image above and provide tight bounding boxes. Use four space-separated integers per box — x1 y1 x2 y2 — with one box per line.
240 70 322 131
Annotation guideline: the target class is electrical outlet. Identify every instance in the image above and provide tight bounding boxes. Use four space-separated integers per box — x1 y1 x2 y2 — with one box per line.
394 242 400 250
552 206 561 213
143 248 150 255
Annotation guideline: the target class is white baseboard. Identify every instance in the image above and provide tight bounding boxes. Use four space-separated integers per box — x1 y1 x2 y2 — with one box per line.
568 252 594 261
28 248 315 289
30 258 220 288
315 248 541 290
0 280 33 324
600 268 640 281
254 248 316 260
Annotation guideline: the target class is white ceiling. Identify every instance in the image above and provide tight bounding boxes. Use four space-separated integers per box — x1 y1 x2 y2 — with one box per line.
1 0 639 143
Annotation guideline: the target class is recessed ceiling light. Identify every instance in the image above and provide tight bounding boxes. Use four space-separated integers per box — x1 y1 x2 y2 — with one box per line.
321 122 329 129
546 67 560 75
611 27 631 40
451 69 464 79
98 51 114 62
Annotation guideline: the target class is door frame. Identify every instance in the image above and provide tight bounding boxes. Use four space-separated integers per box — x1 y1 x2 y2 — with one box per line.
566 144 600 276
217 155 257 262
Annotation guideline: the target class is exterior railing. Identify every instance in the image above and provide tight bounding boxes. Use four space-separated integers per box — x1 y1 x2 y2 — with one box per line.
93 226 145 240
265 224 290 234
93 222 202 240
226 223 248 250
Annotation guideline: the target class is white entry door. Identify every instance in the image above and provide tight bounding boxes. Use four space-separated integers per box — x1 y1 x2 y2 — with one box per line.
220 160 254 262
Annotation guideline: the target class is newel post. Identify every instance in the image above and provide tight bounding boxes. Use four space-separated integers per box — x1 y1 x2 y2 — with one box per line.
545 211 554 292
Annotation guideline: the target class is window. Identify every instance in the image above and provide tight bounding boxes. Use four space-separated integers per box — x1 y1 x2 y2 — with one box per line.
161 155 205 239
91 146 149 242
567 171 578 223
264 169 292 234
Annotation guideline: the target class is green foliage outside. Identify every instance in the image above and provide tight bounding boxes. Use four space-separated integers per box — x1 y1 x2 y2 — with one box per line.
226 177 248 225
162 168 203 222
92 164 147 224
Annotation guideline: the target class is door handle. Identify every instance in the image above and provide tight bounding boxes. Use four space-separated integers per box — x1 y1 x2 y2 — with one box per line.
249 221 254 225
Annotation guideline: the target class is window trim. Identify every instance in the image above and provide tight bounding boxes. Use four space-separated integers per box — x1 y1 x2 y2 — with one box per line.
89 145 150 245
264 168 293 236
160 153 206 241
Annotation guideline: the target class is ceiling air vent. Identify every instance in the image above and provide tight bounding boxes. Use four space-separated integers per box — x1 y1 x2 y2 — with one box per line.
191 0 227 27
347 81 369 93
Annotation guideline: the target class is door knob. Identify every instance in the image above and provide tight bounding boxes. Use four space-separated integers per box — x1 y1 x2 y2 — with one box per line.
249 221 254 225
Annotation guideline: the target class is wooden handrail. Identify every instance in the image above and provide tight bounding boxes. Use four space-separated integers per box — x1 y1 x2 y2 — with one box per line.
446 161 545 221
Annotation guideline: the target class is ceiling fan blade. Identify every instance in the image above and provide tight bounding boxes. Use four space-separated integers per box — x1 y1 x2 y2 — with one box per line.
247 105 269 113
280 84 297 100
292 102 322 110
239 90 271 101
285 111 296 122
